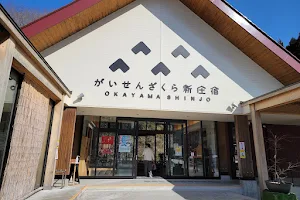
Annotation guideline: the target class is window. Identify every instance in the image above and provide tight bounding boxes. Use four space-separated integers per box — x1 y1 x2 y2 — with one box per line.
0 69 21 184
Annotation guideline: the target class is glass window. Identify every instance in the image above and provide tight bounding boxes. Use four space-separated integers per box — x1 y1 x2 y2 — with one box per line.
156 122 165 131
155 134 164 162
202 121 219 177
79 116 100 176
146 122 156 130
100 116 116 129
138 121 147 130
114 135 134 176
167 122 186 176
187 121 204 177
95 132 115 176
0 69 20 178
118 120 135 130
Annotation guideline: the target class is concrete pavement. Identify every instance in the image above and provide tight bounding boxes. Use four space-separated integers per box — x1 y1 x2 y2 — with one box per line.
26 179 255 200
77 190 255 200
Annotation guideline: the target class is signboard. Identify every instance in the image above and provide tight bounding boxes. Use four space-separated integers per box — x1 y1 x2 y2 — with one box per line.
239 141 246 159
119 135 132 153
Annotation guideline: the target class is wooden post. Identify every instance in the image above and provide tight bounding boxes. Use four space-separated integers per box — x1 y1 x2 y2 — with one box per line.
43 98 65 189
250 104 269 192
0 38 14 122
234 115 254 179
217 122 232 176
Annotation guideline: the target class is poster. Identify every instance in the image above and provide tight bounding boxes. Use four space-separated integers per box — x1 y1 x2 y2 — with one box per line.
239 141 246 159
102 136 114 144
174 143 182 156
119 135 132 153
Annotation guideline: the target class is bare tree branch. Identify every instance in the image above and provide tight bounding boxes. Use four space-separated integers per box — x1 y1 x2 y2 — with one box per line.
267 129 300 182
5 3 48 27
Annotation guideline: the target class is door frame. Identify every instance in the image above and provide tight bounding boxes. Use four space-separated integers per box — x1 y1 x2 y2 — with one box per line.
114 118 138 178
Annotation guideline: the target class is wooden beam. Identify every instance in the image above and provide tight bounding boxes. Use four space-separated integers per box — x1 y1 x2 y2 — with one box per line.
234 115 255 178
263 103 300 115
0 37 14 122
250 104 269 192
43 98 65 189
0 10 71 97
254 87 300 111
12 46 63 101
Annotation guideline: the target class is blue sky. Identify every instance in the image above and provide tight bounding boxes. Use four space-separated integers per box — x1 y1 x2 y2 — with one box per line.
227 0 300 46
1 0 299 46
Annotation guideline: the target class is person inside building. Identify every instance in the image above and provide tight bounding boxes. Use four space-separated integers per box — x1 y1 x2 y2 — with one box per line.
143 143 154 178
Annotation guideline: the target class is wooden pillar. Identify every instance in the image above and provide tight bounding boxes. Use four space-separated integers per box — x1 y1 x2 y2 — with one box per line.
250 104 269 192
217 122 231 176
0 38 14 122
43 98 65 189
234 115 254 179
56 108 77 176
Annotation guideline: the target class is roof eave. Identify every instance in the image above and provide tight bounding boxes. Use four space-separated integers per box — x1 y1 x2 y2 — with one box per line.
0 4 72 97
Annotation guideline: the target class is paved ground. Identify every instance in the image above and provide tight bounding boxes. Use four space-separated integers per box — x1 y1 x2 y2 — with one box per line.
27 185 83 200
77 190 255 200
26 179 254 200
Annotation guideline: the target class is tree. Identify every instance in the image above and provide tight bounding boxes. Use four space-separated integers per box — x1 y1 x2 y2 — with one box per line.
286 33 300 60
267 131 300 182
278 39 284 46
5 4 47 27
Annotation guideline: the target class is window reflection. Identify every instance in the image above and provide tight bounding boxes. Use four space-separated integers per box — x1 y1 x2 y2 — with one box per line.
187 121 204 177
0 70 20 178
202 121 219 177
187 121 219 177
96 132 115 176
77 117 220 178
168 122 186 176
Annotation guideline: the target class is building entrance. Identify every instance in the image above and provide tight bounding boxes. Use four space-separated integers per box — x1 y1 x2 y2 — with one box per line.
79 116 220 179
117 118 187 178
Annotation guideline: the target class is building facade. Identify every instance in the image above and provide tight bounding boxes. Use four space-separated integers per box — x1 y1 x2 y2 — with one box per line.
22 0 300 184
0 5 70 200
1 0 300 199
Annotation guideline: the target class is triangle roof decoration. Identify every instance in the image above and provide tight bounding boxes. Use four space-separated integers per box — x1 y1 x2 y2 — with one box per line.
22 0 300 86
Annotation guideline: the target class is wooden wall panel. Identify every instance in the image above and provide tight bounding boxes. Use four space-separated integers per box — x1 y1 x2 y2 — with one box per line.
217 122 231 175
234 115 255 178
55 108 76 175
71 115 84 159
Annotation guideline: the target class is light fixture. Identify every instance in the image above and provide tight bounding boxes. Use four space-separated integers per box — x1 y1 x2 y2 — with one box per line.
73 93 84 104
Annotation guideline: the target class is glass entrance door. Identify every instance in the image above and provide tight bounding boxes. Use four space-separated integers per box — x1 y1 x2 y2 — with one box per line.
137 135 155 176
166 122 186 176
114 119 137 177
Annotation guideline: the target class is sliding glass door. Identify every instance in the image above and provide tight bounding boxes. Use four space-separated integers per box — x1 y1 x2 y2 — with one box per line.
166 122 187 176
114 119 137 177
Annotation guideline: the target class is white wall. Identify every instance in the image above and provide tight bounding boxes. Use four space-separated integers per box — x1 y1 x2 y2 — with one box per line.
43 0 283 115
